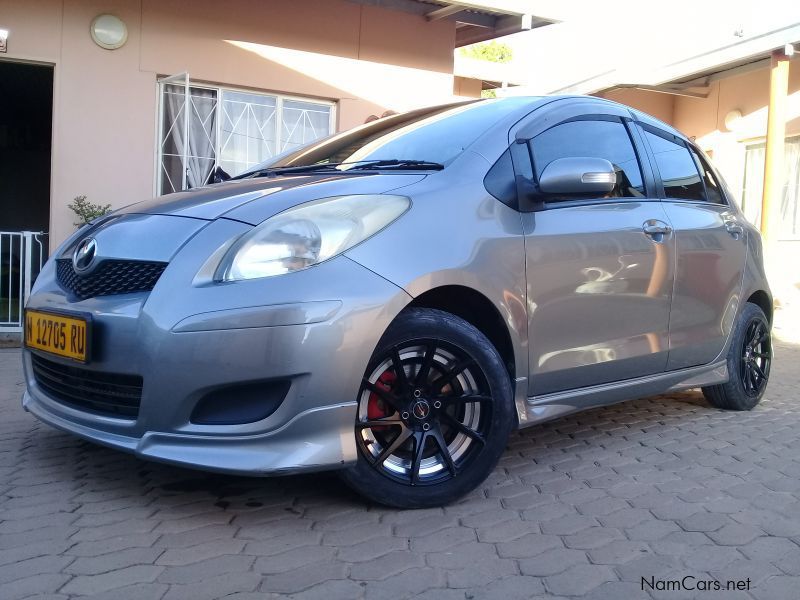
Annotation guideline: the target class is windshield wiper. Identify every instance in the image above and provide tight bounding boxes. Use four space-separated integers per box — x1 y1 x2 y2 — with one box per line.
238 158 444 179
346 159 444 171
237 160 387 179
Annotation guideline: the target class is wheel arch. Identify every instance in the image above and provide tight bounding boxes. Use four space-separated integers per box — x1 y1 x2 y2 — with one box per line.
404 285 517 383
746 289 773 323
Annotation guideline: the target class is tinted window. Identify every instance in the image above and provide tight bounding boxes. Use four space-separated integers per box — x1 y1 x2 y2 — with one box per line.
692 150 725 204
645 130 705 201
484 149 516 205
484 144 535 206
531 119 644 198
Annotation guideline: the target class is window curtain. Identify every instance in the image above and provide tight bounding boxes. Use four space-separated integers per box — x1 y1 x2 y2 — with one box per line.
782 140 800 238
742 145 765 228
161 84 187 194
185 88 217 189
161 85 217 193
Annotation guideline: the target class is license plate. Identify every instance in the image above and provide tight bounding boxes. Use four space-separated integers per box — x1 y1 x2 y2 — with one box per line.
25 309 91 363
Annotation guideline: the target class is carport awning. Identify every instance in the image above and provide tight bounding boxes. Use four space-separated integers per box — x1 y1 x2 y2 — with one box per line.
346 0 555 46
552 22 800 97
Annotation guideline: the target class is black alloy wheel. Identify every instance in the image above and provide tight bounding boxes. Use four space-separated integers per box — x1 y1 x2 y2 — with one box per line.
340 308 515 508
357 339 491 485
740 318 771 397
703 302 772 411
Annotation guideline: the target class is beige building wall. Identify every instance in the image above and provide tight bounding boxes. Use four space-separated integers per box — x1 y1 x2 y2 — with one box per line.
453 76 484 98
0 0 458 247
673 63 800 205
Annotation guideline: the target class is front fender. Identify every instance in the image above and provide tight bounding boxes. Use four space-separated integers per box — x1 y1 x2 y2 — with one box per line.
345 163 528 423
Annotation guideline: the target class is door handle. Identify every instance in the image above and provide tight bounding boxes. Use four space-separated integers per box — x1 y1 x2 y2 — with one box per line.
643 223 672 235
642 220 672 242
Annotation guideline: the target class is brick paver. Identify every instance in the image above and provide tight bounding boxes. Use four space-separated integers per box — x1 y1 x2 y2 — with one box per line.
1 342 799 599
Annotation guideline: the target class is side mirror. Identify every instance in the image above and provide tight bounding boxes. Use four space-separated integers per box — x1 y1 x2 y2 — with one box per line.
211 165 231 183
538 157 616 196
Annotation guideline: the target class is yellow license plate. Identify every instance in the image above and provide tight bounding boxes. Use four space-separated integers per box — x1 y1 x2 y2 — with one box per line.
25 309 91 363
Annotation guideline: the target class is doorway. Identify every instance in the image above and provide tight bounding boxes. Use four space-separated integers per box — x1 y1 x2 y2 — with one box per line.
0 60 52 330
0 60 52 230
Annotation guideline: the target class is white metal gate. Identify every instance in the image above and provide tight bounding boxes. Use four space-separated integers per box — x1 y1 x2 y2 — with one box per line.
1 231 47 332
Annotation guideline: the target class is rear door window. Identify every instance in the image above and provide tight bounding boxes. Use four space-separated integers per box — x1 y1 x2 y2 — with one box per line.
644 130 706 201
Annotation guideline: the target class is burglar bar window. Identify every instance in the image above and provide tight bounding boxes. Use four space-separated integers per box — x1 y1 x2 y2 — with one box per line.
159 83 334 195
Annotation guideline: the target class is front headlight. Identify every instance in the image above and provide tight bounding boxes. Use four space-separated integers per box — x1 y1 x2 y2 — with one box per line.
215 194 410 281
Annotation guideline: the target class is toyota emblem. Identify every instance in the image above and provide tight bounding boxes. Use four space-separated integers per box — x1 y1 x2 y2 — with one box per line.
72 238 97 272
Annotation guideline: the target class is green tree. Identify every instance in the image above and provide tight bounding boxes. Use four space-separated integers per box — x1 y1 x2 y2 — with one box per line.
459 41 513 64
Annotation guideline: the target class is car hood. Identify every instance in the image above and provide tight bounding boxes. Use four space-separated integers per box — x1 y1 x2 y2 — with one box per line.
118 172 427 224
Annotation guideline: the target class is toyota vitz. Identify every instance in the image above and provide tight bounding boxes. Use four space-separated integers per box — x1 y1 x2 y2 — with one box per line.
22 97 773 508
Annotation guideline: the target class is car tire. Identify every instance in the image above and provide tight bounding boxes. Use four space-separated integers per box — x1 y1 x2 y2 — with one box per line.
702 302 772 411
339 307 515 508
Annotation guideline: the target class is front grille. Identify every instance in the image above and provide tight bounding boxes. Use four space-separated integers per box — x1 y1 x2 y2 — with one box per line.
31 353 143 418
56 258 167 300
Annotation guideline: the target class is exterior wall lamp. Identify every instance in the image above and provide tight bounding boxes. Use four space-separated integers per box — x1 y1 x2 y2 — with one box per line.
90 14 128 50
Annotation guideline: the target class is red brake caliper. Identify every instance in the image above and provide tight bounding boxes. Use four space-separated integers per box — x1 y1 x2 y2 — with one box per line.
368 371 396 431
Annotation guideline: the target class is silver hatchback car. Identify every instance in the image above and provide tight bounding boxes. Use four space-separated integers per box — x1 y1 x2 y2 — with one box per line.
22 96 772 508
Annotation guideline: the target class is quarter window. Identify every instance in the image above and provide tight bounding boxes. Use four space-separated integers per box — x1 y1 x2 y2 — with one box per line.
484 149 516 205
691 150 725 204
644 130 705 201
531 119 645 198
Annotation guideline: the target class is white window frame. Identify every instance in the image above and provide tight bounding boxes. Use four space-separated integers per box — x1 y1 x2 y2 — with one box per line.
742 135 800 241
156 77 337 196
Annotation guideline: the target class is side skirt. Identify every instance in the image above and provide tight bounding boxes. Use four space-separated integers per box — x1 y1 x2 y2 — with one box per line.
520 360 728 428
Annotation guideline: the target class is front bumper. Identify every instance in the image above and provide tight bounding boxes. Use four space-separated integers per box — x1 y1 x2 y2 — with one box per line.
22 387 356 475
22 217 411 475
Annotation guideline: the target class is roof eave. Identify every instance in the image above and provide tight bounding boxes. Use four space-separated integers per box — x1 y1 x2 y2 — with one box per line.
551 22 800 96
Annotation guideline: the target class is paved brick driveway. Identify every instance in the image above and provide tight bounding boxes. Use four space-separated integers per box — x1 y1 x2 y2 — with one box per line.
2 342 799 600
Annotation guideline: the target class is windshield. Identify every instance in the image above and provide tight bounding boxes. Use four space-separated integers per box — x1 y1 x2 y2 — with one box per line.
239 99 530 175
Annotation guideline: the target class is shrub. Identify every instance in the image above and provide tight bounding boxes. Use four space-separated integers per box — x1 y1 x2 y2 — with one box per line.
68 195 112 227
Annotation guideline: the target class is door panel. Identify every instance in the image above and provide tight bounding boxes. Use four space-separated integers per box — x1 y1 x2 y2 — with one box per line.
636 126 748 369
662 202 747 369
524 201 674 396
